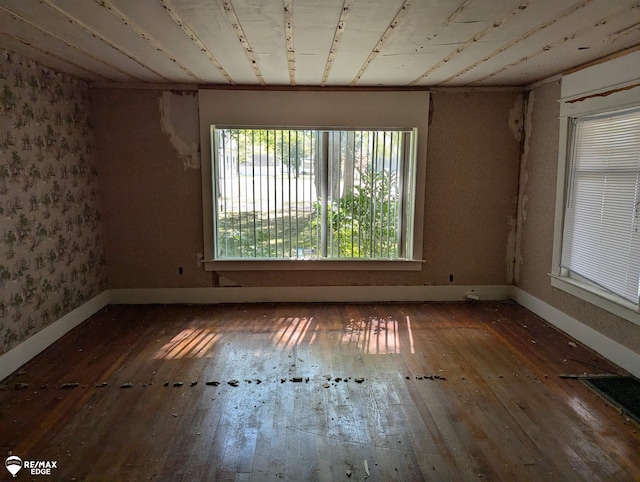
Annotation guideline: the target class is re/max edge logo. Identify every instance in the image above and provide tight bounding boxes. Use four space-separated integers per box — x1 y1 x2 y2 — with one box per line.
5 456 58 477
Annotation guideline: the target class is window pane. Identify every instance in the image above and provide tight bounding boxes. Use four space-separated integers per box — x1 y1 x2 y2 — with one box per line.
213 127 412 260
561 108 640 303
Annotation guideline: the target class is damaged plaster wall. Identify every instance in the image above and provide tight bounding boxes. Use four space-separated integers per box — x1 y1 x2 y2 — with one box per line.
92 88 212 289
516 80 640 355
511 91 534 284
423 91 521 286
506 93 526 283
158 91 200 170
93 88 521 289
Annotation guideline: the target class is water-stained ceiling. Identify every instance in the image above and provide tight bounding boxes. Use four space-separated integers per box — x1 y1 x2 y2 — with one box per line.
0 0 639 87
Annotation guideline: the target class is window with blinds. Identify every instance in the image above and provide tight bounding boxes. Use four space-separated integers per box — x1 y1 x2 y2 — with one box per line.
561 107 640 305
212 127 416 260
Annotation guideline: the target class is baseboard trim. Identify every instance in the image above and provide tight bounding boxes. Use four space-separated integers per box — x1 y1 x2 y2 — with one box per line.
0 291 110 381
510 287 640 378
109 285 511 304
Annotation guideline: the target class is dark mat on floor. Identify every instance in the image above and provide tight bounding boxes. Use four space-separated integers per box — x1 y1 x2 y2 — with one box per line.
583 376 640 424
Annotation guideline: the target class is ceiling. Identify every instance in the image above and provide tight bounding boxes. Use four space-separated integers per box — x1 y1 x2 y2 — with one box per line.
1 0 639 88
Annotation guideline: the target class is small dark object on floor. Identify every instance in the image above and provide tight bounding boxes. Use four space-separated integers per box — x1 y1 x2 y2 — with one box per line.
583 376 640 424
205 381 220 386
120 383 134 388
190 381 198 387
60 383 79 389
355 378 364 383
95 382 108 388
173 382 184 387
163 382 169 387
228 380 239 387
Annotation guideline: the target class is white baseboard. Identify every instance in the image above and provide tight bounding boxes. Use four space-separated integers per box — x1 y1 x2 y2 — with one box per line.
510 287 640 378
109 284 511 304
0 291 109 381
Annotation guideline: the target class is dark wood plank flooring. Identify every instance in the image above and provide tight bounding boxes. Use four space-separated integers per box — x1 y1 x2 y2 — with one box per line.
1 301 639 481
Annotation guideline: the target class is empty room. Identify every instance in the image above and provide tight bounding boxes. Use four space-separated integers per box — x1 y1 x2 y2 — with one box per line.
1 0 640 480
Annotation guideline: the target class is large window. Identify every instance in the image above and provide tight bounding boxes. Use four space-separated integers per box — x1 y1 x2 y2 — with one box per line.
560 108 640 305
212 127 417 261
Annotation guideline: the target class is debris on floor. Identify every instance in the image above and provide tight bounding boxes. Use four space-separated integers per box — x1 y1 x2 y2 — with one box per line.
60 383 80 389
120 382 134 388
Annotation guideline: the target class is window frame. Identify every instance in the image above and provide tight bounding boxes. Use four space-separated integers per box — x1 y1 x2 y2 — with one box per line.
198 89 429 272
211 126 418 263
551 82 640 326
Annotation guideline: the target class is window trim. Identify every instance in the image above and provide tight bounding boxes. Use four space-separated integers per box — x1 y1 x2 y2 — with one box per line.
198 89 429 272
210 126 417 263
551 82 640 327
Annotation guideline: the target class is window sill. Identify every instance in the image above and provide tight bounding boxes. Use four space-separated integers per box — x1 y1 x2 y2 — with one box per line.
549 274 640 327
204 259 425 272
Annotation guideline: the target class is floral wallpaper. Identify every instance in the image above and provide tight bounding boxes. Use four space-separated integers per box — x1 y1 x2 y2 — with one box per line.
0 49 106 354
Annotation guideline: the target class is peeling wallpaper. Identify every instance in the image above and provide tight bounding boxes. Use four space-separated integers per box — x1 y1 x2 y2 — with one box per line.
0 49 106 354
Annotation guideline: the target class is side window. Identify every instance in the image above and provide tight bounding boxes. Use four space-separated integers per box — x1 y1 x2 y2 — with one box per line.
560 108 640 306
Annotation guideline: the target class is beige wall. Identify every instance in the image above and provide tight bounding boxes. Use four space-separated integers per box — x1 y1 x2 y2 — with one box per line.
92 90 212 289
425 91 522 285
91 88 522 288
515 81 640 354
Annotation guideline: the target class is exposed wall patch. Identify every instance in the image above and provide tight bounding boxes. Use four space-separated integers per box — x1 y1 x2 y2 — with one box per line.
508 93 524 142
513 90 535 283
506 213 517 283
158 91 200 170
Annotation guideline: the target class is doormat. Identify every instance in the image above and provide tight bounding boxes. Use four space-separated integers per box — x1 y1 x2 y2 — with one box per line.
583 376 640 424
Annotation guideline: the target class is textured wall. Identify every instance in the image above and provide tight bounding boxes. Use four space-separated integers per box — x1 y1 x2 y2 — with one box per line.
91 89 212 289
516 81 640 354
424 91 522 286
91 88 522 288
0 50 106 354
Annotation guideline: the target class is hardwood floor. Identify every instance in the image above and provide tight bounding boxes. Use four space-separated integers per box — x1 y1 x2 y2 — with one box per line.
1 301 639 481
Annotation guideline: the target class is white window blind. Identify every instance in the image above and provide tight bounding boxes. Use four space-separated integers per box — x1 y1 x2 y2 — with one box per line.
561 107 640 304
212 127 415 261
